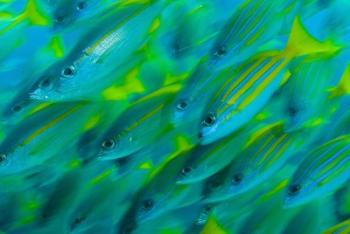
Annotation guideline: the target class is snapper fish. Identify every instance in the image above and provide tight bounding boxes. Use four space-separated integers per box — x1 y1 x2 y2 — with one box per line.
285 135 350 208
0 102 91 175
203 122 300 203
116 150 203 234
30 0 169 101
169 0 299 128
97 84 180 160
199 16 341 144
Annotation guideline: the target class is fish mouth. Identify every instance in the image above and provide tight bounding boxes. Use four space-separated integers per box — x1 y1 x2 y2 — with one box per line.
29 89 49 100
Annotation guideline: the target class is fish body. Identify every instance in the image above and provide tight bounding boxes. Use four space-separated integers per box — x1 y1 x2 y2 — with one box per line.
199 16 341 144
97 88 177 160
0 102 92 175
204 122 299 203
30 1 166 101
285 135 350 208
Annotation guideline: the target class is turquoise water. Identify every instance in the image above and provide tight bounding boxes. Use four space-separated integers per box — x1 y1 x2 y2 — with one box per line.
0 0 350 233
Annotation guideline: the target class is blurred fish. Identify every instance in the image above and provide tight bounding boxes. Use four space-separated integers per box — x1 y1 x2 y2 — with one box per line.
97 85 179 160
285 135 350 208
199 16 341 144
116 150 203 233
0 102 93 175
176 126 251 184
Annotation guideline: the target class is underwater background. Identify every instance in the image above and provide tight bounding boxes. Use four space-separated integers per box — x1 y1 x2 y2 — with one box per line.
0 0 350 233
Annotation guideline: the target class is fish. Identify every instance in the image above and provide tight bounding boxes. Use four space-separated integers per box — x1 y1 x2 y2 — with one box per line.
284 135 350 208
176 125 251 185
116 150 203 233
168 0 304 129
38 169 83 225
29 0 169 101
199 16 341 144
203 122 300 203
281 58 337 131
0 102 93 175
97 85 179 160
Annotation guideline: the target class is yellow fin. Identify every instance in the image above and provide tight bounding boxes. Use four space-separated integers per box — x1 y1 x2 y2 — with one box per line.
24 0 50 26
48 36 65 58
102 66 145 100
138 160 153 169
329 64 350 98
285 17 341 58
201 215 227 234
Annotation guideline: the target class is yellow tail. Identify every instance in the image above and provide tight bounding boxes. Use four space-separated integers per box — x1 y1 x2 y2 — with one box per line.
284 17 341 58
329 64 350 98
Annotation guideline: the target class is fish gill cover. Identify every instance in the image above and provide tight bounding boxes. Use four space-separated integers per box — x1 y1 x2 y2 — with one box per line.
0 0 349 233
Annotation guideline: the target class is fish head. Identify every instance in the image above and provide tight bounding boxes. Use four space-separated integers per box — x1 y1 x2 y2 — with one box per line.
198 111 220 144
0 147 28 176
1 96 32 124
30 62 84 101
199 107 247 144
283 177 314 208
176 163 198 184
97 132 137 160
170 92 205 128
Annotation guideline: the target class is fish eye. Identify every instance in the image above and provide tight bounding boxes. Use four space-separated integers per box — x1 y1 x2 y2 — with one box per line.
38 78 52 89
0 153 7 164
55 15 64 23
202 113 216 127
232 173 244 185
181 166 192 175
141 199 154 211
101 139 116 150
214 45 226 57
76 1 86 10
176 100 188 111
287 104 299 117
11 104 22 113
288 184 301 196
62 66 75 78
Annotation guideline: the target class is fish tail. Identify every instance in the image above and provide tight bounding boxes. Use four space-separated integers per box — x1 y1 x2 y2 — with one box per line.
200 215 228 234
284 17 341 58
24 0 50 26
329 64 350 98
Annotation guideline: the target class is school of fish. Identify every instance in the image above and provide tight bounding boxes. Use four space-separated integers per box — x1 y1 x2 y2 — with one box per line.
0 0 350 233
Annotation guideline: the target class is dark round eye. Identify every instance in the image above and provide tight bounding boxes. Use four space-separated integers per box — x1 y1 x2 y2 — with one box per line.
101 139 116 150
0 153 7 164
287 104 298 117
232 173 243 185
288 184 301 196
202 113 216 127
62 66 75 78
76 1 86 10
214 45 226 57
181 167 192 175
39 78 52 89
11 104 22 113
176 100 188 111
141 199 154 211
55 15 64 23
